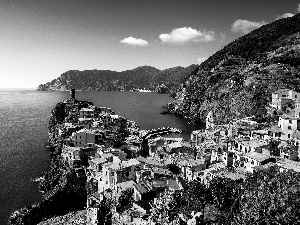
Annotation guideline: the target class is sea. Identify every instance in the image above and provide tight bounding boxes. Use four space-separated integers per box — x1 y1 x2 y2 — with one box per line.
0 90 204 223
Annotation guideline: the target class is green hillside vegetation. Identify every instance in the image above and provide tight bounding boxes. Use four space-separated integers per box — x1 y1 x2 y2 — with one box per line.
168 14 300 124
37 65 198 93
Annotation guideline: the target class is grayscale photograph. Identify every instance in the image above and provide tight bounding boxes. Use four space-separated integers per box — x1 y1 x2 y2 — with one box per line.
1 0 300 224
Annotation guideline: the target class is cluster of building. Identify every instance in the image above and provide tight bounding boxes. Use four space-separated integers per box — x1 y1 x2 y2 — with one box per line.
56 90 190 224
190 89 300 184
57 88 300 224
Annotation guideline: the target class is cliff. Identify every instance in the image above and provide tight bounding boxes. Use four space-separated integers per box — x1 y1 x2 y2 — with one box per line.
9 99 92 225
168 14 300 124
37 65 198 92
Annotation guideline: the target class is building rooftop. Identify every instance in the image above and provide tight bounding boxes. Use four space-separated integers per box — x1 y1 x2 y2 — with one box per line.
101 153 114 159
152 167 171 175
267 125 283 133
168 142 183 149
177 158 206 167
252 130 268 135
62 146 81 152
91 157 107 165
277 159 300 173
272 89 291 94
80 107 95 112
133 181 152 194
136 156 164 167
292 130 300 139
117 180 136 191
280 114 298 120
122 158 141 168
214 169 246 181
165 137 183 142
207 162 226 171
167 179 182 190
245 152 270 162
241 140 266 149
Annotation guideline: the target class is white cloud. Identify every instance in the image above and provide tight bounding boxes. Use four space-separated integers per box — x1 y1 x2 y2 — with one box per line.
197 57 208 63
159 27 215 44
275 13 295 20
231 19 267 34
297 3 300 13
120 37 149 46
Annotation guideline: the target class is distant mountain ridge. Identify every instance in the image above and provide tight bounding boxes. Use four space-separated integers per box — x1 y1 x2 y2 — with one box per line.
37 65 198 92
168 14 300 123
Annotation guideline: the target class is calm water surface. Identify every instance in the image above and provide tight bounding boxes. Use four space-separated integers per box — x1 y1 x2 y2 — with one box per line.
0 90 204 223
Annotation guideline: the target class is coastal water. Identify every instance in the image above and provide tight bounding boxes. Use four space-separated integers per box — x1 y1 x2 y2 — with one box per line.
0 90 204 223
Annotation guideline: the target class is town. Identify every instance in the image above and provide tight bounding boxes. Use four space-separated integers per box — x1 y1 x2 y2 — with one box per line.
47 88 300 224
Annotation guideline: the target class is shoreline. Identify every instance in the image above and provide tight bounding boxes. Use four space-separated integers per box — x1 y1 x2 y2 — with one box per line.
9 93 183 225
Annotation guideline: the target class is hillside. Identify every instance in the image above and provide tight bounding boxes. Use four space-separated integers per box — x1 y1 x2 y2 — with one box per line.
37 65 198 92
168 14 300 124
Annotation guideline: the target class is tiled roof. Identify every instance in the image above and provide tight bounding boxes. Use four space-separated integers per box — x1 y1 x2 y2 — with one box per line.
133 181 152 194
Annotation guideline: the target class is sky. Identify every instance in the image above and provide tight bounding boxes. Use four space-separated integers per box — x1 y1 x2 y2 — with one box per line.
0 0 299 88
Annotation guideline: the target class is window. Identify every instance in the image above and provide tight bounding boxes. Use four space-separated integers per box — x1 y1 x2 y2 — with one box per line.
289 120 292 124
288 126 292 130
251 160 254 165
296 95 297 98
288 134 291 138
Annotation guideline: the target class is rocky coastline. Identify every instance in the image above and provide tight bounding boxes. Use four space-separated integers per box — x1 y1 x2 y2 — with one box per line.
9 98 91 225
8 90 183 225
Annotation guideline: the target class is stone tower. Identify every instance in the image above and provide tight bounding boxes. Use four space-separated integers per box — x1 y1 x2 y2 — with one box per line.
70 89 75 99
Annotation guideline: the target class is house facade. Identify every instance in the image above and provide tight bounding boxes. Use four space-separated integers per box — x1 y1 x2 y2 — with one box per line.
271 89 300 110
278 115 300 140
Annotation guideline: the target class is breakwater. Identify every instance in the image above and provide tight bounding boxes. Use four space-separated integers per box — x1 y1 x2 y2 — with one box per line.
140 127 182 140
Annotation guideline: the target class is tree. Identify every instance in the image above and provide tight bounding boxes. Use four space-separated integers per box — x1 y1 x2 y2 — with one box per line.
233 165 300 225
116 189 134 214
97 196 114 225
209 176 239 210
269 139 280 156
151 181 213 224
167 164 181 175
185 180 212 219
79 150 89 167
